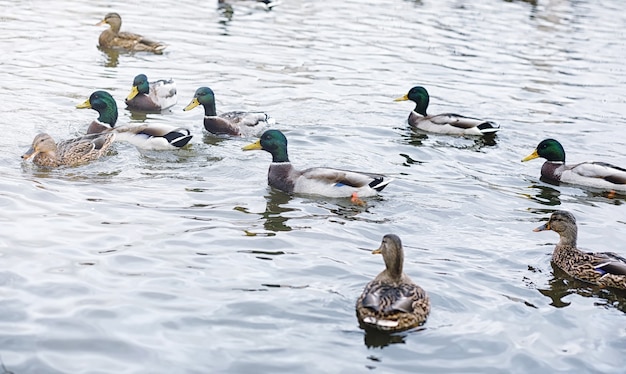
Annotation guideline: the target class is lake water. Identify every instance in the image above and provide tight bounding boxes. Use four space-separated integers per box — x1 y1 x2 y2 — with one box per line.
1 0 625 372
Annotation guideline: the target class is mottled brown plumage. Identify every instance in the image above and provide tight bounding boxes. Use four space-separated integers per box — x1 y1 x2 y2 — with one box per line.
21 133 114 167
534 211 626 290
97 13 166 54
356 234 430 332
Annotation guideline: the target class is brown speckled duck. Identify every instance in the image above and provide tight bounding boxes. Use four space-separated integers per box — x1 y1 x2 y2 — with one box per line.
356 234 430 332
534 210 626 290
97 13 166 54
21 132 114 167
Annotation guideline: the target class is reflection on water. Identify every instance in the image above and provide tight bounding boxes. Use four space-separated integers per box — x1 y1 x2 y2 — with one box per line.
521 184 562 206
97 46 121 68
362 327 427 348
261 189 295 232
523 182 626 207
399 130 498 151
217 0 277 27
538 263 626 313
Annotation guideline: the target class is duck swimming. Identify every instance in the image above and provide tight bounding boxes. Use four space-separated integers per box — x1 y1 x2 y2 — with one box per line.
22 132 114 167
394 86 499 136
522 138 626 191
125 74 177 112
97 13 166 54
533 210 626 290
77 90 192 150
242 129 392 198
356 234 430 332
184 87 273 136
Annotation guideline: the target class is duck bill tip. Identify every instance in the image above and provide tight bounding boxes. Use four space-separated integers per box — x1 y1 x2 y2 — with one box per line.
521 150 539 162
242 140 262 151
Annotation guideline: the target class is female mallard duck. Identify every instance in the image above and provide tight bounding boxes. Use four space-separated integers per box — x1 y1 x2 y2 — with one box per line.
77 90 192 150
394 86 499 136
97 13 166 54
183 87 273 136
242 129 392 198
22 132 114 167
533 211 626 290
125 74 177 112
522 138 626 191
356 234 430 332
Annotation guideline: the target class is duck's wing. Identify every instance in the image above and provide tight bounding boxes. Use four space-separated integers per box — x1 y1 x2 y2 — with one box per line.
568 161 626 184
150 79 177 102
429 113 499 132
221 111 272 127
115 32 166 52
360 282 425 314
301 167 389 190
57 133 113 162
591 252 626 276
114 124 192 149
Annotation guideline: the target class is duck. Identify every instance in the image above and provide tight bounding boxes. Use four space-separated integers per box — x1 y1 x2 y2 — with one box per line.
76 90 192 150
21 132 114 168
394 86 500 136
97 13 166 54
125 74 177 112
533 211 626 290
183 87 273 136
522 138 626 191
356 234 430 332
242 129 392 199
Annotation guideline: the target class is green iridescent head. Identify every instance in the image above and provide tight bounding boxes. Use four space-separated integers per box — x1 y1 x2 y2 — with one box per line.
394 86 430 116
183 86 217 116
522 138 565 163
242 129 289 163
76 90 118 127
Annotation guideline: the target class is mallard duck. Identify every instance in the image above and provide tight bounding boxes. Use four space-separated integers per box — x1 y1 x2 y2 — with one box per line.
356 234 430 332
97 13 166 54
394 86 500 136
22 132 114 167
125 74 177 112
522 138 626 191
183 87 273 136
534 211 626 289
242 129 392 198
77 90 192 150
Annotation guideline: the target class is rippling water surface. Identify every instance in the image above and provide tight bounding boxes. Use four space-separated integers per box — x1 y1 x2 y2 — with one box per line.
1 0 625 372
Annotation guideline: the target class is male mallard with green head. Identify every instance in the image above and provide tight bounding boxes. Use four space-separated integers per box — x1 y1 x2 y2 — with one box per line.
184 87 273 136
242 130 392 198
77 90 191 150
97 13 166 54
522 139 626 191
534 210 626 290
356 234 430 332
22 132 114 168
125 74 177 112
394 86 499 136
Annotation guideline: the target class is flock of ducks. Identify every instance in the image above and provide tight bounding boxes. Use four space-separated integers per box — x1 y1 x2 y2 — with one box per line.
20 11 626 333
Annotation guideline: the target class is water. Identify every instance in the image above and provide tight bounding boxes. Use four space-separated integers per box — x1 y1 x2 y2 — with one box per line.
1 0 625 372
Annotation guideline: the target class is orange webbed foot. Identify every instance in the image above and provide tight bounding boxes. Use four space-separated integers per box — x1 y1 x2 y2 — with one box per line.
351 192 366 206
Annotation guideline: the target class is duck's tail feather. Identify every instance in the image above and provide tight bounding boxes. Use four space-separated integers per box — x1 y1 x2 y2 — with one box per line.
369 177 393 192
163 128 193 148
